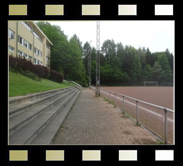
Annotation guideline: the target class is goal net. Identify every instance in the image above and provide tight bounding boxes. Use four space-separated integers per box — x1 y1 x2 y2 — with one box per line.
144 81 158 86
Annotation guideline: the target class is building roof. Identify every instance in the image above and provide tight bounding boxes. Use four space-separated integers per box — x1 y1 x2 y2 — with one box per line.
30 21 53 46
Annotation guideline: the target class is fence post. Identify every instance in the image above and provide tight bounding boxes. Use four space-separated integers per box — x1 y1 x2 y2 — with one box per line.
114 93 116 107
109 92 111 102
123 96 125 114
136 100 139 125
164 108 168 144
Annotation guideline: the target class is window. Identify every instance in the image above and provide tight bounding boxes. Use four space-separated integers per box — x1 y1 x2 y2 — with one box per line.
46 44 50 49
23 40 28 48
34 47 38 54
9 29 15 39
24 53 28 58
18 36 23 45
28 56 32 60
33 31 43 42
39 51 42 57
9 45 15 52
34 58 37 64
18 50 22 56
28 43 32 50
46 56 49 61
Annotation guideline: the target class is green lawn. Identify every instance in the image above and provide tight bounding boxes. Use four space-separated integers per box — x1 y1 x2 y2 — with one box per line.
9 71 71 97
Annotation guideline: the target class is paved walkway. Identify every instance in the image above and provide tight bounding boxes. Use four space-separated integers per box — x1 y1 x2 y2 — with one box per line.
52 88 159 145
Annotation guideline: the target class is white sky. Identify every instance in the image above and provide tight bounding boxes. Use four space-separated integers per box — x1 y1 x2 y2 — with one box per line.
48 21 174 55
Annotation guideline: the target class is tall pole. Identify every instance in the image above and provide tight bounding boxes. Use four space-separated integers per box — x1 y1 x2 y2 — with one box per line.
89 41 92 86
96 21 100 96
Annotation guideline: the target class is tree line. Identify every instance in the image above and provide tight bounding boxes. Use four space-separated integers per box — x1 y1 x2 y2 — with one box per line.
37 22 173 86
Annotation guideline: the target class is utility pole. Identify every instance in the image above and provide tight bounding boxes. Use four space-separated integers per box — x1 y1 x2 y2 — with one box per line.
96 21 100 96
88 40 92 86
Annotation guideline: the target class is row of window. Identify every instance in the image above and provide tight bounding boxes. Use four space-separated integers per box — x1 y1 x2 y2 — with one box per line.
8 28 50 50
34 47 42 57
18 35 32 50
18 50 32 61
21 21 43 43
34 58 42 65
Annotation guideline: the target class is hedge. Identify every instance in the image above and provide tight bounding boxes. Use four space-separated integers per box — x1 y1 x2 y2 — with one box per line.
49 70 64 83
9 56 63 83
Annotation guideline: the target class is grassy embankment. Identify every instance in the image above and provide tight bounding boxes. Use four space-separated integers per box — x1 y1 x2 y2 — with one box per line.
9 71 71 97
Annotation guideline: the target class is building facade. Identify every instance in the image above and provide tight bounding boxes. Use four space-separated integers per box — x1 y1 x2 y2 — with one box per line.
8 21 53 69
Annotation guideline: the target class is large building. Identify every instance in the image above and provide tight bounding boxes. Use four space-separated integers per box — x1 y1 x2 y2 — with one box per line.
8 21 53 69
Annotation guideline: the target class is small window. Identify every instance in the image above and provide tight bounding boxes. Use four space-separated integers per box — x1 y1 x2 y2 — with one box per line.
18 36 23 44
9 29 15 39
28 56 32 60
23 53 27 58
9 45 15 52
23 40 28 48
39 51 42 57
18 50 22 55
28 43 32 50
34 58 37 64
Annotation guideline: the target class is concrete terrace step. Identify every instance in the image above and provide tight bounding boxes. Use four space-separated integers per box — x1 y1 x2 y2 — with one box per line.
9 88 80 145
9 88 77 136
9 86 73 105
9 87 75 118
31 90 81 144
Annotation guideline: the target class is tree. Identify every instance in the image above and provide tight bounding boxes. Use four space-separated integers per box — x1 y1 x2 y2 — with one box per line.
101 39 116 62
130 55 142 83
157 53 173 82
37 22 88 86
152 61 165 82
143 64 153 81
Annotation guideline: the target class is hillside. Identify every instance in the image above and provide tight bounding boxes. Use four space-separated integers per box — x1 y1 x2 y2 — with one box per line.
9 71 70 97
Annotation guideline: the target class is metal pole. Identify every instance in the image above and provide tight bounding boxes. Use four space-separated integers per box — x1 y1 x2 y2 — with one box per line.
109 92 111 102
123 96 125 114
114 93 116 107
136 100 139 125
164 108 168 144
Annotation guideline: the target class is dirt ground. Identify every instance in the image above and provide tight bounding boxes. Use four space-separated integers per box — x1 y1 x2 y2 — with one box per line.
100 86 174 144
101 86 173 109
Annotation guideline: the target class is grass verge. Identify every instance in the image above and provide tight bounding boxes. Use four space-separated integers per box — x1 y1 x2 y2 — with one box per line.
9 71 70 97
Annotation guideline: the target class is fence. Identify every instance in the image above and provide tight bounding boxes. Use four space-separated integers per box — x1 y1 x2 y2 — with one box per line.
90 86 174 144
63 80 82 90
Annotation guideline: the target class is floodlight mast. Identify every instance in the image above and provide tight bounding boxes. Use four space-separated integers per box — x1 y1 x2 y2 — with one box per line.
96 21 100 96
88 41 92 87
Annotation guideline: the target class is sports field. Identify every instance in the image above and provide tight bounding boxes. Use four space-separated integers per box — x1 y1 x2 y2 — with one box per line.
100 86 174 144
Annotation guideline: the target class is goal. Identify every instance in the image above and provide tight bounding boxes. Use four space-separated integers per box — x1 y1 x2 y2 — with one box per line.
144 81 158 86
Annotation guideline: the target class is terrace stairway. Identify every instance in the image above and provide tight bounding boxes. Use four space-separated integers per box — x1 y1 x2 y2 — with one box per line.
9 86 81 145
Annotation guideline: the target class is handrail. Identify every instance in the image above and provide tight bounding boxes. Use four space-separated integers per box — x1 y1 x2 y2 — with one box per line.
100 88 174 113
72 81 82 90
63 80 82 90
91 86 174 144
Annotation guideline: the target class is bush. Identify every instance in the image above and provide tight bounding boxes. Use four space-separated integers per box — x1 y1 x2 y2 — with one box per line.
49 70 64 83
33 65 50 78
9 56 50 79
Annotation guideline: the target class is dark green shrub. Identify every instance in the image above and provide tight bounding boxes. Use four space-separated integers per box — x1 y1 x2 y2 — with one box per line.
49 70 64 83
9 56 50 79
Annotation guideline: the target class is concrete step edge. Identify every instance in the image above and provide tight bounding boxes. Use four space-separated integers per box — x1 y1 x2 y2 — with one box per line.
9 86 73 105
30 89 81 145
9 88 77 135
9 87 76 117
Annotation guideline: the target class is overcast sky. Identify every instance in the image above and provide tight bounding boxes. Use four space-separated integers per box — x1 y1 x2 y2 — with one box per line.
48 21 174 55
